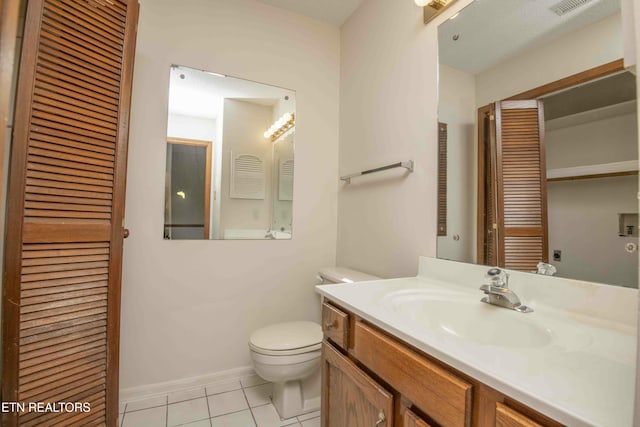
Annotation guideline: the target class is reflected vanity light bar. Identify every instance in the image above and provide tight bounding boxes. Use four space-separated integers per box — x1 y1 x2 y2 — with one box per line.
414 0 459 24
204 71 226 78
264 112 295 142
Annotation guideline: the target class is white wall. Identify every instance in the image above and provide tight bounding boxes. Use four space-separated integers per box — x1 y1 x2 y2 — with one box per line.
220 99 273 232
545 114 638 287
548 176 638 287
546 113 638 169
476 14 623 107
337 0 475 278
121 0 340 391
167 113 217 143
437 64 476 264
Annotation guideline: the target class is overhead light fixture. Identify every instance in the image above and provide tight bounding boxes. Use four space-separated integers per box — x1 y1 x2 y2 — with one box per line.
264 113 295 142
415 0 459 24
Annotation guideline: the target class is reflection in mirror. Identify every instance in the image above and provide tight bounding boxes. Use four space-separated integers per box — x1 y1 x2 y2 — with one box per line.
437 0 638 288
164 65 295 240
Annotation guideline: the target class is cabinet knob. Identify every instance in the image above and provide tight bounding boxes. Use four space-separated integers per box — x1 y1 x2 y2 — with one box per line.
123 228 130 239
375 411 385 426
324 320 338 331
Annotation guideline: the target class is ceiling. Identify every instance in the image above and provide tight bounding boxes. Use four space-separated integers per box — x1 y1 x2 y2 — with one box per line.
168 65 295 120
439 0 621 75
255 0 365 26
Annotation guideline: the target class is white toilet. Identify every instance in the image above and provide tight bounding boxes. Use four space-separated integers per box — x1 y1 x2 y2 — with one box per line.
248 267 380 419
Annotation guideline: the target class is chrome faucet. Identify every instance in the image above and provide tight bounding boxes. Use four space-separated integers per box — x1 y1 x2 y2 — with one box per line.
479 268 533 313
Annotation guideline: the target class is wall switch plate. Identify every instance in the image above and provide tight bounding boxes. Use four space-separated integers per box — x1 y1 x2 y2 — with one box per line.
553 250 562 262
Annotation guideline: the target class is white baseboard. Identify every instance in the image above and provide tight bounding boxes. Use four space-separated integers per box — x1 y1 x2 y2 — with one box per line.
119 366 255 403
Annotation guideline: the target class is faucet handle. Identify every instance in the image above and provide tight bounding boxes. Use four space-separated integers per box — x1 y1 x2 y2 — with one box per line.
486 267 509 287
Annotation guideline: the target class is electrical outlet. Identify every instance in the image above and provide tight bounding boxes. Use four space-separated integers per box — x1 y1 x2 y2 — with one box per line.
553 250 562 262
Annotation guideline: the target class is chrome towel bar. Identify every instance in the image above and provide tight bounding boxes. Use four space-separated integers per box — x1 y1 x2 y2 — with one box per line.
340 160 414 184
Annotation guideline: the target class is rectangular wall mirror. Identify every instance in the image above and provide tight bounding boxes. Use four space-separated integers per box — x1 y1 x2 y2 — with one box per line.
164 65 295 240
437 0 638 288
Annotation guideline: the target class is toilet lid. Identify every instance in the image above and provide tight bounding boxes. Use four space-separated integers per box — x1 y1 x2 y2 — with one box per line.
249 321 322 352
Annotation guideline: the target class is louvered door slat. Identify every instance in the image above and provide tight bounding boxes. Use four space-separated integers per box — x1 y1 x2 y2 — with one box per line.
33 92 119 125
27 168 114 188
57 0 124 34
35 80 119 117
41 13 124 61
20 316 108 341
2 0 138 425
45 2 123 47
30 140 116 163
43 4 123 52
495 100 548 271
33 102 119 135
28 154 115 175
36 71 120 109
20 324 106 352
39 32 121 76
32 119 118 149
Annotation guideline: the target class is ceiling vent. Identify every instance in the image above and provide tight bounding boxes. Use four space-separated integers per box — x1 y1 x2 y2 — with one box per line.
550 0 594 16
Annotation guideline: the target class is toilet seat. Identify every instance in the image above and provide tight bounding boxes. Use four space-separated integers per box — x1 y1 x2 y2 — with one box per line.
249 321 322 356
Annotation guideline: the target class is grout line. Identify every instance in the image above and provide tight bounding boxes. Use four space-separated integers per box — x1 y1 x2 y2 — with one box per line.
125 403 168 414
167 390 208 405
204 390 213 427
241 387 259 427
205 387 243 397
120 411 126 427
165 396 168 427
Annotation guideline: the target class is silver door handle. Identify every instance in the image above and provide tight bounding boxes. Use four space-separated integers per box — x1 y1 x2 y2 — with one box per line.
375 411 385 426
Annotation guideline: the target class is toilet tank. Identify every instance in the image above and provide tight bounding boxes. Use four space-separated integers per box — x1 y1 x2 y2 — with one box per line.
318 267 380 284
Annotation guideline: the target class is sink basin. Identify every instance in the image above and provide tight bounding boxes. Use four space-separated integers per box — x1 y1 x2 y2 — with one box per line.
380 290 553 348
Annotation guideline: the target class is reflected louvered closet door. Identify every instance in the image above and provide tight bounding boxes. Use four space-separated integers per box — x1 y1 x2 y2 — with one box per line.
494 100 548 271
2 0 138 425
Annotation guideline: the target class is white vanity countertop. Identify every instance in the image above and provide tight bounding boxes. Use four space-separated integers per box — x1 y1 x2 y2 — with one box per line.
315 257 638 427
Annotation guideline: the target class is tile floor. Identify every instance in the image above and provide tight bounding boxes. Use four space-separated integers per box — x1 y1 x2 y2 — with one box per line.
119 375 320 427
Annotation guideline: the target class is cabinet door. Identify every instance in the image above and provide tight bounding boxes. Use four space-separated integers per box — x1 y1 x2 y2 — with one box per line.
1 0 138 425
322 341 393 427
403 407 432 427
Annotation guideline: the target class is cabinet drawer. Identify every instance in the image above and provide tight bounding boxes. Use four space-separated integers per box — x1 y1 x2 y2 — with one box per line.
322 302 349 349
495 403 543 427
353 321 472 427
322 341 393 427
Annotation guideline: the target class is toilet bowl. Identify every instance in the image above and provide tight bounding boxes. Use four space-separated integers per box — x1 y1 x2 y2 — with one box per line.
249 321 323 419
248 267 380 419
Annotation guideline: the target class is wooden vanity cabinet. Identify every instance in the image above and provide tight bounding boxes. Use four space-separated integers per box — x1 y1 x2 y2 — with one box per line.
320 300 563 427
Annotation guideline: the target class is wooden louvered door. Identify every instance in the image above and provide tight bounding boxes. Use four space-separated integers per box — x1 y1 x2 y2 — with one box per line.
437 122 447 237
2 0 138 425
494 100 548 271
477 104 498 266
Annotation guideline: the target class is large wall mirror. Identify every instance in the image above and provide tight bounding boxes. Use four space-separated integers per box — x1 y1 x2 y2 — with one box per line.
164 65 295 240
437 0 639 288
